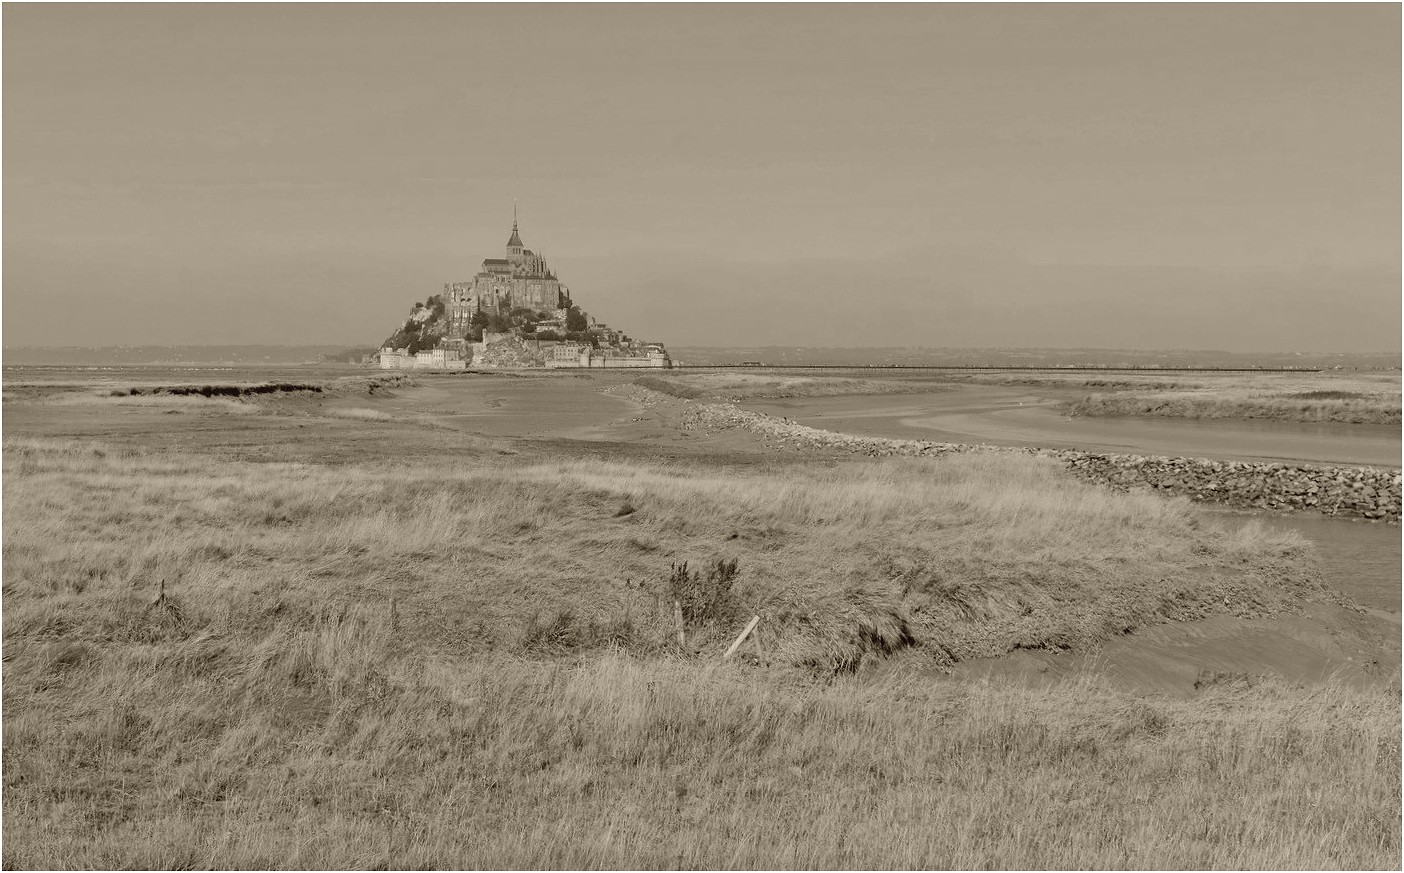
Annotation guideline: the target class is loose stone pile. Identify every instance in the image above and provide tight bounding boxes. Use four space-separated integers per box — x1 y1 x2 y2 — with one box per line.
1062 454 1400 521
473 335 547 369
682 401 1401 523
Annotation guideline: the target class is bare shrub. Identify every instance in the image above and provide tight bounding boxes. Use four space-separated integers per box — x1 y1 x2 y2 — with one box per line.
666 559 741 627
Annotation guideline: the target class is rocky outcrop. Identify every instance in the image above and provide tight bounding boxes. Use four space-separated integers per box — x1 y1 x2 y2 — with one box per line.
681 401 1401 523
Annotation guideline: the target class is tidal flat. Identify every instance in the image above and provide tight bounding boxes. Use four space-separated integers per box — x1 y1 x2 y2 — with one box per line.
2 366 1399 869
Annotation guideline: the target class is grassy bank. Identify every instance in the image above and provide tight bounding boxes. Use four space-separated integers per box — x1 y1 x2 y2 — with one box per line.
644 370 1404 424
2 438 1328 670
5 428 1396 868
1067 392 1400 425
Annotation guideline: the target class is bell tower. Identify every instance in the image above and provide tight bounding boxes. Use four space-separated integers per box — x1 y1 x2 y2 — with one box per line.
506 202 524 264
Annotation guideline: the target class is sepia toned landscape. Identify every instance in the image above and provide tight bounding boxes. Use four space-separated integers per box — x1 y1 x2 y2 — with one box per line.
3 365 1399 868
5 3 1401 870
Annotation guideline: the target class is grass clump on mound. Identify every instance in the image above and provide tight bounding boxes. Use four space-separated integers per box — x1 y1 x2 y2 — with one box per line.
760 576 915 673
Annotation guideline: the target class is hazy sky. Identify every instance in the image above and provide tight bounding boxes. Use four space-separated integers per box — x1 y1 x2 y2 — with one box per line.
5 4 1399 351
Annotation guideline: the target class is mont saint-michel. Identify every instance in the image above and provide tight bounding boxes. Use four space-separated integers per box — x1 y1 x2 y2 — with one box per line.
377 213 671 370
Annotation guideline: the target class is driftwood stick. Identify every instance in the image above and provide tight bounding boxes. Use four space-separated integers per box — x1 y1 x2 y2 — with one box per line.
723 615 761 660
673 599 686 649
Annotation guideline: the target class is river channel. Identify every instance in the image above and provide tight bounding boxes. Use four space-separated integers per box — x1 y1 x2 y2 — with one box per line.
743 384 1401 468
744 386 1401 613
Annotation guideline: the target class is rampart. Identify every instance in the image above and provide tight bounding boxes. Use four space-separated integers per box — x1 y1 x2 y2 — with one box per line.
681 401 1401 523
546 354 670 369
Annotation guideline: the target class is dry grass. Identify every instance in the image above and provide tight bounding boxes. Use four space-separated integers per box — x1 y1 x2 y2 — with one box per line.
2 434 1396 869
3 646 1397 869
323 406 396 422
31 391 267 414
1058 372 1401 425
645 369 1403 424
966 370 1397 394
1069 391 1400 425
959 372 1208 391
6 438 1321 670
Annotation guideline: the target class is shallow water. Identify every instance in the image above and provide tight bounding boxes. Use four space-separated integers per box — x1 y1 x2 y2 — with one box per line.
1203 509 1401 613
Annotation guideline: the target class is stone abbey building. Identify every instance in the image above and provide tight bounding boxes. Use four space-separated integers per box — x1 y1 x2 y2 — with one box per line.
442 213 569 336
379 210 670 370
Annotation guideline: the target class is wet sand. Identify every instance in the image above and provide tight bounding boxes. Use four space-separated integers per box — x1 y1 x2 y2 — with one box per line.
949 602 1400 696
333 376 638 439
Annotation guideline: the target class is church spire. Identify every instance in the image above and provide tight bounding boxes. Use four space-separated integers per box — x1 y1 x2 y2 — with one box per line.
507 202 523 249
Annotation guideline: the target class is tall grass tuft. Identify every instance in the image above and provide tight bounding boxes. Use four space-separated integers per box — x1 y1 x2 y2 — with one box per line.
763 575 916 673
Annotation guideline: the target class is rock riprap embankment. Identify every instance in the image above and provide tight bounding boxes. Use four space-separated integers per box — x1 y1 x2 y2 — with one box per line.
473 335 546 369
681 401 1401 523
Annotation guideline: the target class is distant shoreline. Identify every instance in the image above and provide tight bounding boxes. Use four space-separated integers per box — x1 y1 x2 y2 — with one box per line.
4 345 1399 370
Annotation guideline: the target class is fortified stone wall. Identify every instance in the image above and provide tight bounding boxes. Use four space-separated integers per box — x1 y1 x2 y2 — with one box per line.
679 400 1402 523
581 355 668 369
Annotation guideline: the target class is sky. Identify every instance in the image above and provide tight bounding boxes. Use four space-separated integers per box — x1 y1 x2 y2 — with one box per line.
4 3 1399 352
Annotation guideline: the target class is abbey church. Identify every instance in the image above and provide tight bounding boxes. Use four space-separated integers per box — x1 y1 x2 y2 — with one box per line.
442 211 570 336
378 209 670 370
